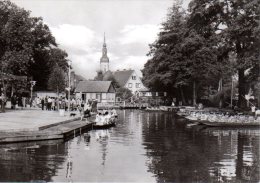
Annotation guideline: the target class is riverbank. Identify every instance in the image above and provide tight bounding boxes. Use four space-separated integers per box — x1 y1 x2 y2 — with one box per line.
0 109 94 143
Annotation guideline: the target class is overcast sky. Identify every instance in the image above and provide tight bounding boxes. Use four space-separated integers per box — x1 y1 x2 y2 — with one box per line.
11 0 190 79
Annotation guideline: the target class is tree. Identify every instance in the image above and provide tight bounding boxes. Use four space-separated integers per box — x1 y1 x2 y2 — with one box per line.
143 4 220 105
0 0 35 76
188 0 260 108
102 70 120 88
48 65 66 96
143 0 259 108
95 70 120 88
0 0 69 92
94 70 104 81
116 87 133 100
143 4 188 104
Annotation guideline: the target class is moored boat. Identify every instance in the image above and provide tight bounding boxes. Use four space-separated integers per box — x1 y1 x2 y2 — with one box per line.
93 121 116 129
199 121 260 127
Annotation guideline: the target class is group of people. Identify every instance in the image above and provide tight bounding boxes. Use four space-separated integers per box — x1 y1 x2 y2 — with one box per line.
10 95 31 109
94 109 117 126
32 97 86 111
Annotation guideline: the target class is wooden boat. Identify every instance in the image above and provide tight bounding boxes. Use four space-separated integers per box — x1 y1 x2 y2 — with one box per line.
90 116 117 129
199 121 260 127
93 121 116 129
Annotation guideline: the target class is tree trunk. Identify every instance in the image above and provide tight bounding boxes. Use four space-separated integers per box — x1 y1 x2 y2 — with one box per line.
218 78 223 108
11 84 14 97
258 93 260 109
180 86 186 105
238 69 247 109
193 81 196 106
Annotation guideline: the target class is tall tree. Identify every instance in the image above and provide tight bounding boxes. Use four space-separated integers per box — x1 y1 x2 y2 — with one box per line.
0 0 69 92
143 3 220 105
188 0 260 108
48 65 66 96
0 0 35 75
143 5 188 103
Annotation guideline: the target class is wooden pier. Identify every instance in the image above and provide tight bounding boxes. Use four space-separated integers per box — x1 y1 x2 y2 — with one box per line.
0 119 94 143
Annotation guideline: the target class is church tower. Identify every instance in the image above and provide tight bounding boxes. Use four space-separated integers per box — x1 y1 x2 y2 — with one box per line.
100 33 109 73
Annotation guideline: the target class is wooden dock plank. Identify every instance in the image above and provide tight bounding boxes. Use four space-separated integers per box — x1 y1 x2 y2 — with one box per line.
0 120 94 144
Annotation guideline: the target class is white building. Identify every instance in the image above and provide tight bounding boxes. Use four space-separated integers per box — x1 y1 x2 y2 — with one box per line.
98 33 147 94
113 69 147 94
75 80 116 104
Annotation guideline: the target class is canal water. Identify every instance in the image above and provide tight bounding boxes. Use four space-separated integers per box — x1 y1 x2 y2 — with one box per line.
0 110 259 182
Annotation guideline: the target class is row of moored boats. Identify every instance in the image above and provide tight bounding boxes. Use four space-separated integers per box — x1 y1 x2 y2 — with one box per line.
177 110 260 127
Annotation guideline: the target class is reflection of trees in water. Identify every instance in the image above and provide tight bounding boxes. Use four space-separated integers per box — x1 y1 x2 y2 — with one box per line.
236 133 260 182
0 140 67 181
141 112 260 183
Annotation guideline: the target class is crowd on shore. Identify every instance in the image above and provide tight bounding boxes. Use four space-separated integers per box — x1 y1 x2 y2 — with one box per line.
9 95 95 112
37 96 85 111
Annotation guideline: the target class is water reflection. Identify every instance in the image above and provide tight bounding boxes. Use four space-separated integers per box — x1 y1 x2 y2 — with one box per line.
0 139 66 182
142 112 260 182
0 110 259 182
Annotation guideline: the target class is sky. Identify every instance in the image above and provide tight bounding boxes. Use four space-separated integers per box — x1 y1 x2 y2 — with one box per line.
11 0 190 79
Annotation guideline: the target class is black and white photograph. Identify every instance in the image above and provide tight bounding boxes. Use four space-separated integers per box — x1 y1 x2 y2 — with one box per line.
0 0 259 182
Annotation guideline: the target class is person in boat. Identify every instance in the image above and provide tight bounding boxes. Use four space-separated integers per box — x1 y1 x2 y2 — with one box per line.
99 113 107 125
104 111 112 124
111 108 118 118
95 112 103 125
82 102 91 119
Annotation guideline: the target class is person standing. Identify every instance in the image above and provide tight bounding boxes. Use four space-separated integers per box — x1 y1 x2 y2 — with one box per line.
47 97 52 110
41 98 44 110
11 95 16 109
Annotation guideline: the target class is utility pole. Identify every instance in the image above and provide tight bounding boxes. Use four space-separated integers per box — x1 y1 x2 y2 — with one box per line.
68 60 72 113
231 76 233 109
30 81 36 107
1 60 4 113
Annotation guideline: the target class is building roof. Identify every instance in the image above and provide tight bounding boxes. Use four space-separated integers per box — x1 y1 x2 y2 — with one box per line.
138 87 149 92
113 70 134 87
103 70 113 80
75 80 114 93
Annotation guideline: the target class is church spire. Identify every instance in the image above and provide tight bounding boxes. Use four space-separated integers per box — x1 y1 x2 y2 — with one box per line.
100 32 109 73
103 32 106 47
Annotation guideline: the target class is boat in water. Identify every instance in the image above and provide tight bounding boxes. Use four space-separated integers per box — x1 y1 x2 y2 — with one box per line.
199 121 260 127
93 121 116 129
90 113 117 129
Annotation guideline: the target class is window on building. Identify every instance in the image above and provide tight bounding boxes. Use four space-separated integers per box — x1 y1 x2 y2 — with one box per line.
132 76 136 80
128 83 132 88
136 83 140 88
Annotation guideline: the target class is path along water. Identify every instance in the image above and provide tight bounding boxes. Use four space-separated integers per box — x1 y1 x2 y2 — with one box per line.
0 110 259 182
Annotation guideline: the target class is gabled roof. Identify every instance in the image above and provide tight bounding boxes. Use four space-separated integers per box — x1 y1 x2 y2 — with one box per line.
138 87 149 92
113 70 134 87
75 80 114 93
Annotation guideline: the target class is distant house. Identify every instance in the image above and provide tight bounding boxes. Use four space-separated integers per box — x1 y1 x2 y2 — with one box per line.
75 80 116 104
113 69 147 94
137 87 168 106
35 91 65 98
